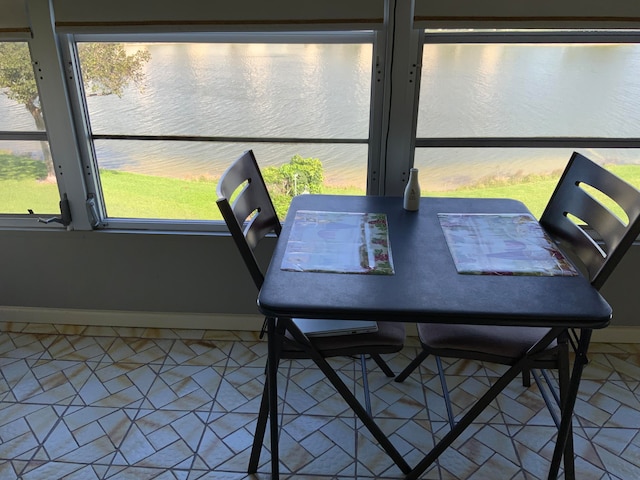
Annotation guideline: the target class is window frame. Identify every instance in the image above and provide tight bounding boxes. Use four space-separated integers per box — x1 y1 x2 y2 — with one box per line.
0 2 95 231
0 34 83 230
414 28 640 152
5 3 639 232
409 27 640 225
58 30 386 232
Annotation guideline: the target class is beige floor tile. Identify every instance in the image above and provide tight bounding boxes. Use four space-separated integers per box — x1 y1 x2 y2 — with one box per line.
1 324 639 479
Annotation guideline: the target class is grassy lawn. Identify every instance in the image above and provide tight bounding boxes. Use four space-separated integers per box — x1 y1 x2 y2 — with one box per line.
428 174 561 218
3 152 640 221
100 170 221 220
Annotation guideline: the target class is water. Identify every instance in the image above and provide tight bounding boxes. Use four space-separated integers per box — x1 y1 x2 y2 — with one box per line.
3 41 640 190
413 43 640 189
83 42 374 187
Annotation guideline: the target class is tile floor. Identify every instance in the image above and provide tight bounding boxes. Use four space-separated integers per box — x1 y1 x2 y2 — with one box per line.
1 322 639 479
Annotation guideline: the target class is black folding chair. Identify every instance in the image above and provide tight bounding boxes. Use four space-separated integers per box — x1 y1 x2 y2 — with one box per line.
216 150 407 476
396 151 640 479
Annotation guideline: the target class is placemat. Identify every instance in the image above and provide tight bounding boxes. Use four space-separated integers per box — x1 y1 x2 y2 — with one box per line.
438 213 578 276
281 210 394 274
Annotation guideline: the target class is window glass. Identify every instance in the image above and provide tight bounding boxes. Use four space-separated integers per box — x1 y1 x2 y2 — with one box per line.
417 43 640 138
95 140 368 219
415 148 640 219
77 41 373 221
415 39 640 214
0 41 59 215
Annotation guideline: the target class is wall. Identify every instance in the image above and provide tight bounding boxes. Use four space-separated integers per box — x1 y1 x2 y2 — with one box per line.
1 229 639 336
0 229 275 327
2 0 640 337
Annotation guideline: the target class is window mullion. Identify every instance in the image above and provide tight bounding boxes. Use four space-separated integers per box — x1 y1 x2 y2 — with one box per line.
27 0 93 230
381 0 421 196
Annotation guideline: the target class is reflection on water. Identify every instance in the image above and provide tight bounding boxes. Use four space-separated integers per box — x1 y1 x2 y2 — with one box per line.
2 42 640 189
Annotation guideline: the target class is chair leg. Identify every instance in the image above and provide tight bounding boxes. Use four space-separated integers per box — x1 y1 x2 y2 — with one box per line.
557 342 575 480
372 353 395 377
253 317 284 480
435 356 456 429
360 354 373 416
395 349 430 382
248 376 270 473
532 369 561 428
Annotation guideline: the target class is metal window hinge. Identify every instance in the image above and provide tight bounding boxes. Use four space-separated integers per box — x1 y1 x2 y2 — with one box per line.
29 193 72 228
86 194 102 228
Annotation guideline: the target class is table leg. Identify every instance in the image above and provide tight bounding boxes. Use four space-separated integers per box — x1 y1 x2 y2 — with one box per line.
284 319 412 474
405 327 563 480
547 328 592 480
267 317 280 479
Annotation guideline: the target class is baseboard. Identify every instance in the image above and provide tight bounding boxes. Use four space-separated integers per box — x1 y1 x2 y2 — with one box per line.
0 306 638 343
404 323 640 343
590 326 640 344
0 306 264 332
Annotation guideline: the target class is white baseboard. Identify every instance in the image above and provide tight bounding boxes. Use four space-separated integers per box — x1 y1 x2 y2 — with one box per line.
399 324 640 343
0 306 264 331
0 306 639 343
590 326 640 344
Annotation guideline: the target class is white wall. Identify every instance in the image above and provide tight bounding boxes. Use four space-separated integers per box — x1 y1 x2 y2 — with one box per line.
1 229 639 334
2 0 639 335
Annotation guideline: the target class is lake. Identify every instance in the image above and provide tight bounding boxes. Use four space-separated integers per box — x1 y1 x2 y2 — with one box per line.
2 41 640 190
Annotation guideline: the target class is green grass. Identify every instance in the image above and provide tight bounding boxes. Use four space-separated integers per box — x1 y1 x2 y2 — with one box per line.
433 165 640 219
100 170 221 220
428 173 561 219
3 152 640 220
0 153 59 214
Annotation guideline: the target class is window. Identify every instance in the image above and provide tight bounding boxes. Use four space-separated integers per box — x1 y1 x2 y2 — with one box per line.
6 2 640 232
0 41 59 218
71 33 377 225
413 30 640 217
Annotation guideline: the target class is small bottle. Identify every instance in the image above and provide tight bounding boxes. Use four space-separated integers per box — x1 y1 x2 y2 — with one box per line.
403 168 420 211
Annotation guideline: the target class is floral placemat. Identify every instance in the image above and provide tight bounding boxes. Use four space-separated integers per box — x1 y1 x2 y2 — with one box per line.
438 213 578 276
281 210 394 274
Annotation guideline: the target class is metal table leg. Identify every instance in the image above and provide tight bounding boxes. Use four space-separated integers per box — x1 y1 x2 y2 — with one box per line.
267 317 280 479
406 327 564 480
284 318 412 475
547 328 592 480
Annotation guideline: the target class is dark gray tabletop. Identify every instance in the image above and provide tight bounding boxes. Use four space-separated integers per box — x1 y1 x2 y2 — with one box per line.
257 195 612 329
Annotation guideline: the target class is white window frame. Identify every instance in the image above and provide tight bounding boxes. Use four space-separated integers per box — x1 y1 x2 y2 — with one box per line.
58 30 386 232
414 28 640 153
0 4 93 231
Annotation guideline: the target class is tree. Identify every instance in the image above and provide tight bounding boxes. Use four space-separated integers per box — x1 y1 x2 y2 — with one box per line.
263 154 325 217
264 154 324 195
0 42 150 180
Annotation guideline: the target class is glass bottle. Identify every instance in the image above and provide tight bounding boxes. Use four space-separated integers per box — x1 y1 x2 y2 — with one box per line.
403 168 420 211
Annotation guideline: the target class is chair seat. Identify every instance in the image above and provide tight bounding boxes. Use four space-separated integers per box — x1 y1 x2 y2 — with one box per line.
282 321 406 359
416 323 557 363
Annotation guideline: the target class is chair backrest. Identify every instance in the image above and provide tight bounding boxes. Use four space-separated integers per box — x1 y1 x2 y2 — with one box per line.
540 151 640 289
216 150 282 290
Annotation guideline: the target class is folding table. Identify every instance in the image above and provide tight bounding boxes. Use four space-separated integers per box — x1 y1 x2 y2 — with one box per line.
257 194 611 479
